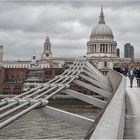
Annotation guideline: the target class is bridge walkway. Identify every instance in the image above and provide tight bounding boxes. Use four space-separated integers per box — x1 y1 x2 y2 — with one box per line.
125 77 140 139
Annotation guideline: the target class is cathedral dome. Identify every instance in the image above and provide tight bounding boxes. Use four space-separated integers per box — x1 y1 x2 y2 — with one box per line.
91 24 113 38
90 6 114 38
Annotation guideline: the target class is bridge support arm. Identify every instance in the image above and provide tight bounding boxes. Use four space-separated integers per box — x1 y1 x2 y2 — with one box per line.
73 80 112 98
86 62 104 78
44 106 94 130
61 89 107 109
79 74 112 92
85 62 110 84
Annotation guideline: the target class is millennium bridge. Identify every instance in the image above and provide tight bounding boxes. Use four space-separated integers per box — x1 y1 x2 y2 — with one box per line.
0 57 139 139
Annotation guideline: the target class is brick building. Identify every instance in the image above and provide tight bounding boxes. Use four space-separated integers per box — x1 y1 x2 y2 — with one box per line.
0 65 63 95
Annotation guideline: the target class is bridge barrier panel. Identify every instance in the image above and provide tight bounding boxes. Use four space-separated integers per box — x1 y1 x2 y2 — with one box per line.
90 70 126 139
107 70 122 93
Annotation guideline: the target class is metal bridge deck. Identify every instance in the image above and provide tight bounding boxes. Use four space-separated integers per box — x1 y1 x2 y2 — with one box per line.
125 77 140 139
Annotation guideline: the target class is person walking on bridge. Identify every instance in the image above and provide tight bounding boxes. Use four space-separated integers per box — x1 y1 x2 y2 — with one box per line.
136 68 140 87
127 66 135 88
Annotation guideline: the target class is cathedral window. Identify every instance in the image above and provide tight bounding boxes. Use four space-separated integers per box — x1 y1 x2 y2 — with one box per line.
100 44 102 52
93 45 95 53
46 54 49 57
104 62 107 67
88 46 90 53
111 45 112 52
103 44 105 53
112 46 114 53
105 44 108 52
90 45 92 53
95 44 96 52
90 46 92 53
92 45 94 53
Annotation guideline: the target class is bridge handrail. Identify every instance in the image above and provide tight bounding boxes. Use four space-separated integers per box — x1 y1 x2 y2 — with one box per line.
90 70 126 139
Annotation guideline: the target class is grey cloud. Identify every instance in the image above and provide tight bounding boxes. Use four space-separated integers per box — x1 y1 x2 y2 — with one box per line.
5 1 139 8
0 1 140 59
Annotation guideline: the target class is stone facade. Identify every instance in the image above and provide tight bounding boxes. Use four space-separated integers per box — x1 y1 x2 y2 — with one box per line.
87 6 118 75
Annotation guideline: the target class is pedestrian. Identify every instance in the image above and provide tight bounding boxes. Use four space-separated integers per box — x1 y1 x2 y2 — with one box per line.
127 66 135 88
136 68 140 87
124 67 128 76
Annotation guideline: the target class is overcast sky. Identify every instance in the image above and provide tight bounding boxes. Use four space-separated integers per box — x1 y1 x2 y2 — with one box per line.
0 0 140 60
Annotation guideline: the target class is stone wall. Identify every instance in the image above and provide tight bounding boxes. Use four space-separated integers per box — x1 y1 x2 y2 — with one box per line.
90 70 126 139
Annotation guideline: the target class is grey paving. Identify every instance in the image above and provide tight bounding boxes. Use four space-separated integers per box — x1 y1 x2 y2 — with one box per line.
125 77 140 139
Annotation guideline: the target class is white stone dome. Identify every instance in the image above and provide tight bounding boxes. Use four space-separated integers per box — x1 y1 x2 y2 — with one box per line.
91 24 113 38
90 6 114 38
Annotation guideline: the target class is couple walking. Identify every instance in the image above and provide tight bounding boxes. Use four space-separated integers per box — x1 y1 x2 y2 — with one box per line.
127 66 140 88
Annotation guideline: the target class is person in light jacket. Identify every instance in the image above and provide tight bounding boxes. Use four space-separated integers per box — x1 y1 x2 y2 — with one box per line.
127 66 135 88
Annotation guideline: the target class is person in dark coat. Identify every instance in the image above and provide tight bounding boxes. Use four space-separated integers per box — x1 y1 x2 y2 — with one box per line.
136 68 140 87
127 66 135 88
124 67 128 76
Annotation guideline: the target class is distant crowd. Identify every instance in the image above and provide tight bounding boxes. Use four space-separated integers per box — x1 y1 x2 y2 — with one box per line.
114 66 140 87
114 66 140 78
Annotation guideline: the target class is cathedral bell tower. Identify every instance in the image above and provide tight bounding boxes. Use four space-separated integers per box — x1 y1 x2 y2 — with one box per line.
41 36 52 60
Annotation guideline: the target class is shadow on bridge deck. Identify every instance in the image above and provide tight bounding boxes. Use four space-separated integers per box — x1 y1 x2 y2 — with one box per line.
125 77 140 139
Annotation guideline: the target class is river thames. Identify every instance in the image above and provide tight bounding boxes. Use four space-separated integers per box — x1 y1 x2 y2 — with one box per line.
0 99 99 139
